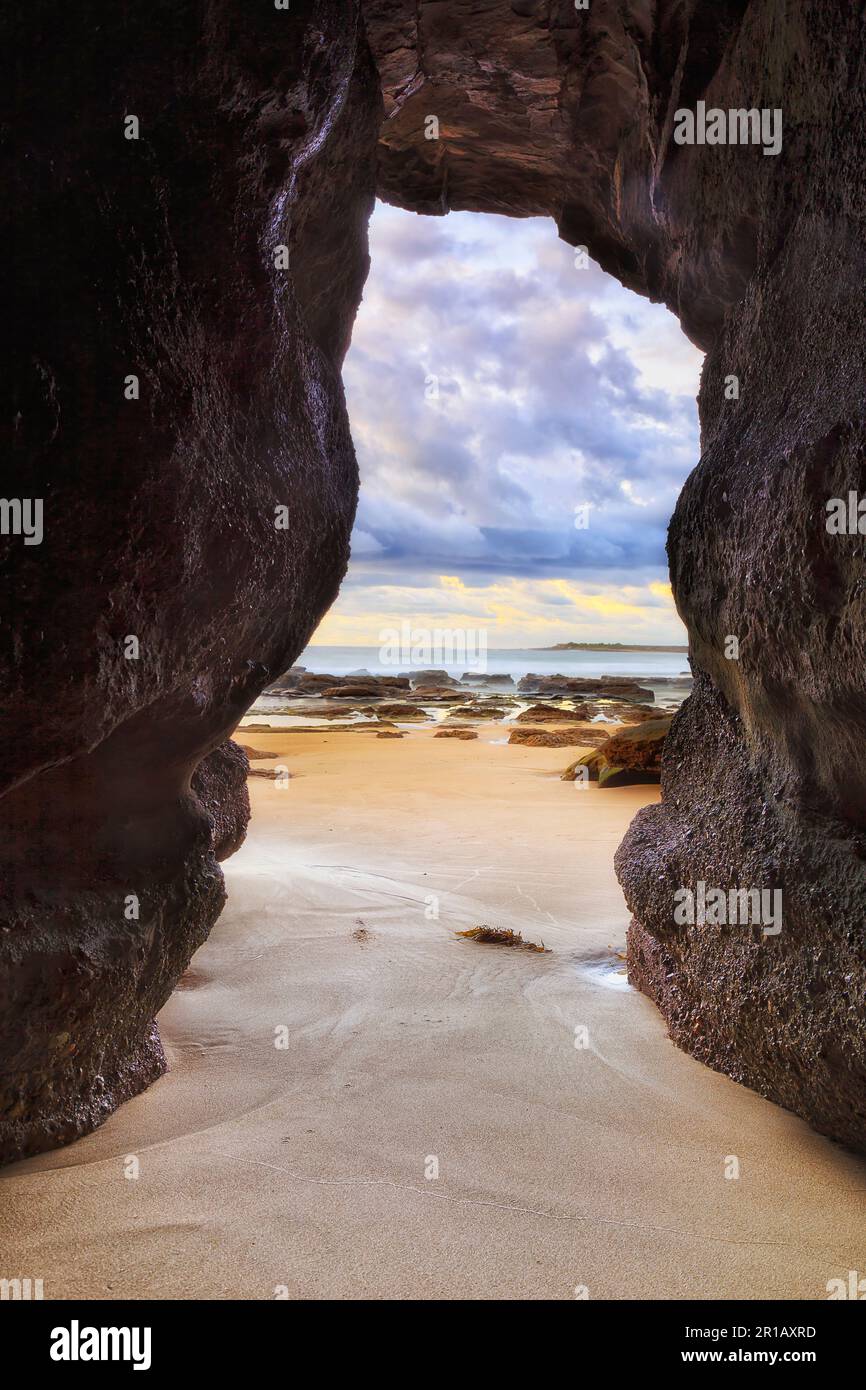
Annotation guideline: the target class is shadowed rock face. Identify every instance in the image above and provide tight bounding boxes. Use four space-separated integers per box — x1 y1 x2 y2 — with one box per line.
1 1 379 1162
363 0 757 348
3 0 864 1162
362 0 866 1150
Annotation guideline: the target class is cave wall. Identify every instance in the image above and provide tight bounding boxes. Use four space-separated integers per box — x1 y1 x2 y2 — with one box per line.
361 0 866 1149
3 0 864 1163
619 4 866 1148
1 1 379 1162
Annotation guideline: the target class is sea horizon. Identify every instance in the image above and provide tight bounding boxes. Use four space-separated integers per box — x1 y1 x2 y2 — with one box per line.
294 641 692 683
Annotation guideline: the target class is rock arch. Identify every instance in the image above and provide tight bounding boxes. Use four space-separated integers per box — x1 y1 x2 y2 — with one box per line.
2 0 864 1162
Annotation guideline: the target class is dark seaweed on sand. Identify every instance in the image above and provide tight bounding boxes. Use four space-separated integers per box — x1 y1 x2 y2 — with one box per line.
456 926 549 953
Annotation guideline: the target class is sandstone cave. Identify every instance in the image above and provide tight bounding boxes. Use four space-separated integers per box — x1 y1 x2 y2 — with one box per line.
2 0 866 1310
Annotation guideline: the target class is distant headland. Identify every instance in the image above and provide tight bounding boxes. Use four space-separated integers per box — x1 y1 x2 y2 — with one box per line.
538 642 689 653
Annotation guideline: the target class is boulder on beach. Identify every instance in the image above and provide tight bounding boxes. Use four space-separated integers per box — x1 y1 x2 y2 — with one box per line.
517 673 654 702
265 665 307 691
318 683 384 699
291 672 339 693
562 716 672 785
318 703 376 718
508 726 607 748
435 727 478 740
282 674 411 698
447 704 508 720
402 670 459 687
376 730 404 738
515 702 596 723
594 702 662 723
375 703 429 721
409 686 465 701
459 672 515 687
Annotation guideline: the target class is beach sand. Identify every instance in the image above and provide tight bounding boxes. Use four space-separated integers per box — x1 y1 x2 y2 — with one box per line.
2 723 864 1300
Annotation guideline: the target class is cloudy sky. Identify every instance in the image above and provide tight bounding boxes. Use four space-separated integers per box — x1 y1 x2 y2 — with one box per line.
313 202 703 648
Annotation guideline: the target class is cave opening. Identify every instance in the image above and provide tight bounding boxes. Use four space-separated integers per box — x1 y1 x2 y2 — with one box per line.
327 200 705 666
236 198 704 962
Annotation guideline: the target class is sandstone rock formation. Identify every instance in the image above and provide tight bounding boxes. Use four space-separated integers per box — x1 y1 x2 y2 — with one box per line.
316 684 377 699
362 0 866 1152
5 0 866 1161
516 702 597 723
518 675 654 701
404 669 460 687
408 686 465 701
2 0 379 1163
509 726 604 748
460 673 515 688
566 717 671 787
446 704 508 720
599 704 661 723
375 703 429 721
280 674 410 697
191 741 251 861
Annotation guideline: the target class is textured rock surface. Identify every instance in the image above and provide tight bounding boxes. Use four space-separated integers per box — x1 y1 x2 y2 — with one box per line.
568 718 671 787
192 742 251 863
364 0 866 1149
374 703 429 721
446 704 508 720
516 702 597 723
1 1 379 1162
517 674 655 700
363 0 760 346
508 726 603 748
600 718 671 778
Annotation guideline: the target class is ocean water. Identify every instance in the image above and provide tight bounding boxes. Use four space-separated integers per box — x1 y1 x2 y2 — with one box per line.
291 643 691 683
243 643 693 724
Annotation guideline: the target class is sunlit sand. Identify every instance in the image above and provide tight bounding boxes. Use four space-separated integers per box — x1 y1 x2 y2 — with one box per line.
3 726 863 1299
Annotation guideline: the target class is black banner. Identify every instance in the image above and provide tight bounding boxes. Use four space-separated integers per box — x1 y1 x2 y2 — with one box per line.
4 1299 859 1374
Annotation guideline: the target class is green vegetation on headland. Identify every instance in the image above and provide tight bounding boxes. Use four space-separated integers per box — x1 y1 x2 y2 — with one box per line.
538 642 688 653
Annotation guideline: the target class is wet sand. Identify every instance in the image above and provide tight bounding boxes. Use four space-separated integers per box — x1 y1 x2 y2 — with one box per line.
2 724 864 1299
